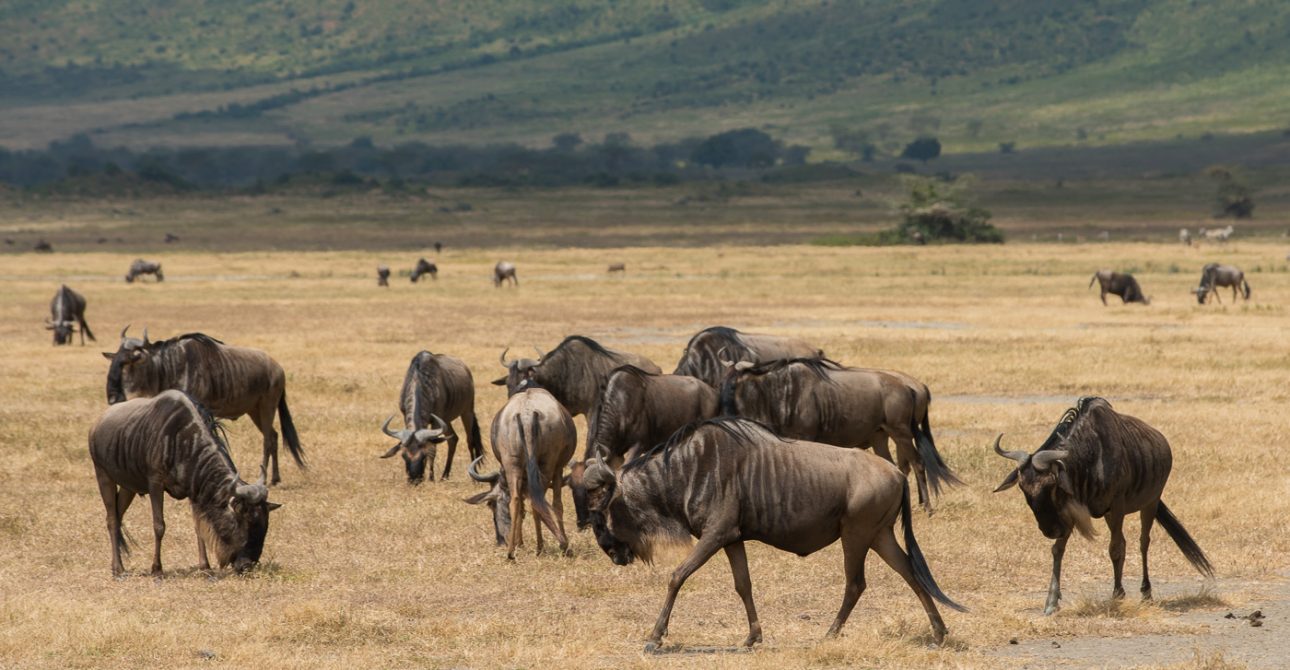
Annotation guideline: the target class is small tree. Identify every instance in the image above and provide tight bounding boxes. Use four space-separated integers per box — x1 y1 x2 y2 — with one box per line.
900 136 941 163
887 176 1002 244
552 132 583 152
1207 165 1254 219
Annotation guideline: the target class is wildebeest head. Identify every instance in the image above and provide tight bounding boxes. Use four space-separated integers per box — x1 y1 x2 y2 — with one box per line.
378 414 448 483
463 455 513 546
46 318 75 345
991 434 1093 541
101 325 151 404
581 459 636 565
714 349 763 414
491 347 542 395
217 467 282 573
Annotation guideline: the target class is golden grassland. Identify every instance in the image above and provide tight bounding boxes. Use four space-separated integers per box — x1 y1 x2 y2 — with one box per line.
2 240 1289 668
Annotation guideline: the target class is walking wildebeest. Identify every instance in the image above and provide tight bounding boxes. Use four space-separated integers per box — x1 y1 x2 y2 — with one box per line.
103 328 304 485
465 387 577 559
582 418 965 650
378 351 484 483
377 265 390 287
719 357 960 513
410 258 438 283
125 259 164 283
494 261 518 287
567 365 719 529
673 326 824 388
608 262 626 274
46 284 95 346
992 397 1214 615
89 390 282 577
1089 270 1150 305
1193 263 1250 304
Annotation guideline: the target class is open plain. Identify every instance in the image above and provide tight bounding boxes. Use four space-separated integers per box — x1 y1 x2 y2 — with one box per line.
2 220 1290 668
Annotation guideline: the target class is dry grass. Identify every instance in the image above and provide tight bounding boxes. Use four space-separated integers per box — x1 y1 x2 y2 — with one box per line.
2 239 1288 668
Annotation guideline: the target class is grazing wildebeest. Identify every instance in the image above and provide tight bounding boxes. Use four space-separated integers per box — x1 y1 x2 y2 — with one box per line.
465 387 577 559
494 261 518 287
89 390 281 577
719 357 960 513
410 258 438 283
1193 263 1250 304
46 284 95 346
673 326 824 389
567 365 719 529
378 351 484 483
992 397 1214 615
377 265 390 287
125 259 164 283
607 262 626 274
1088 269 1150 305
1179 228 1191 246
492 336 661 418
103 328 304 485
163 233 180 243
583 418 965 650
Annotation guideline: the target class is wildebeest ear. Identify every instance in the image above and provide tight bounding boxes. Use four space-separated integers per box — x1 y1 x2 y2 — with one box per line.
1056 464 1075 496
993 469 1020 493
102 352 116 360
266 502 283 511
463 490 495 505
490 377 507 386
379 444 402 459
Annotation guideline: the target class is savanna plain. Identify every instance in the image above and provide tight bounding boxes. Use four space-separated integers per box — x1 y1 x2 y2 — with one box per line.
2 198 1289 669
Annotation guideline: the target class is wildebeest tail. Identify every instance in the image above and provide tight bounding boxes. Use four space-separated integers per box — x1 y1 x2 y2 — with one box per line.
911 389 962 496
1088 273 1098 289
278 391 306 468
1157 500 1214 578
1242 278 1251 300
520 414 560 535
900 480 967 612
81 320 96 342
468 413 484 461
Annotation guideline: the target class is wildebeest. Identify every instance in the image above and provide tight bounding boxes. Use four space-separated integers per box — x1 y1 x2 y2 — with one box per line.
465 387 577 559
34 239 53 252
494 261 518 287
1193 263 1250 304
103 328 304 485
46 284 95 346
125 259 164 283
719 357 960 513
378 351 484 483
583 418 965 650
410 258 438 283
89 390 281 576
568 365 719 529
163 233 180 243
673 326 824 389
607 262 626 274
1088 269 1150 305
434 241 443 254
992 397 1214 615
377 265 390 287
493 336 661 419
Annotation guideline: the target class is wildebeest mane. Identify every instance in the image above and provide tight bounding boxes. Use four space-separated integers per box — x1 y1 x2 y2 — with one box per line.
624 417 783 472
549 335 619 360
686 326 748 357
1038 396 1109 453
185 391 238 473
740 356 847 379
608 364 657 380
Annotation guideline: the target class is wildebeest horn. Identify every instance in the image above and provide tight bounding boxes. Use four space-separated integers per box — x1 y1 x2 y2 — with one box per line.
1031 450 1068 471
992 434 1029 463
380 415 403 439
533 346 545 360
499 347 511 367
256 464 267 488
120 324 130 339
428 413 448 435
467 455 500 483
717 346 734 368
141 327 149 345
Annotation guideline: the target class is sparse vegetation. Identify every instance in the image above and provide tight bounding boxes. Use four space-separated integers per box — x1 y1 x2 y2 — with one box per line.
1207 165 1255 219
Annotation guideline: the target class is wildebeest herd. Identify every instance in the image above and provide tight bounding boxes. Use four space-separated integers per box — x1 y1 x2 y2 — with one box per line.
1089 262 1251 306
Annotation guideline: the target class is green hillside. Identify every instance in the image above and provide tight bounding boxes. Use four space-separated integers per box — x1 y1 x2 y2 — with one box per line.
2 0 1289 155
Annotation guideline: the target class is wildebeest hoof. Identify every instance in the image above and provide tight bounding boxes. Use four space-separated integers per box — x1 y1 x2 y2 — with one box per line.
643 641 662 654
562 547 573 558
1043 606 1059 616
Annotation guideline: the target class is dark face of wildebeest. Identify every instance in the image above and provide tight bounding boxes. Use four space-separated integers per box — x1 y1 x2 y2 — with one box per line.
491 347 541 396
101 326 151 404
992 436 1092 541
464 456 514 546
48 320 75 344
581 460 636 565
379 415 448 484
227 473 282 573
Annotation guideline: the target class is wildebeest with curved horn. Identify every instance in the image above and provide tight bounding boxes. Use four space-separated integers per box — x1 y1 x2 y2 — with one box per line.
89 390 282 577
46 284 95 346
583 418 965 651
992 397 1214 615
492 335 661 417
377 265 390 287
125 259 164 283
494 261 518 287
567 365 719 529
465 386 576 559
378 351 484 483
719 357 960 513
1089 270 1150 305
103 328 304 485
1193 263 1250 304
410 258 438 283
673 326 824 388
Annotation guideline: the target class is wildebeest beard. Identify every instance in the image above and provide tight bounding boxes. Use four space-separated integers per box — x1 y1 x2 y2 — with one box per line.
1060 499 1096 541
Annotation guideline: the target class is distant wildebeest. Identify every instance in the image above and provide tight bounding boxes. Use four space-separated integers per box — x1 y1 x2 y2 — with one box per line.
567 365 719 529
377 265 390 287
607 262 626 274
125 259 164 283
1193 263 1249 304
103 328 304 485
992 397 1214 615
163 233 179 243
410 258 438 283
434 241 443 254
89 390 282 577
1089 270 1150 305
1179 228 1191 246
583 418 965 650
46 284 95 346
673 326 824 389
494 261 518 287
34 239 53 252
378 351 484 483
719 357 960 513
465 386 577 559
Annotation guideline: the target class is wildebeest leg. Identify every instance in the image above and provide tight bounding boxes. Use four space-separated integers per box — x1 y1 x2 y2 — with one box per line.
825 527 870 638
873 528 947 645
439 426 458 480
506 472 524 560
192 506 210 571
251 403 281 485
148 482 166 576
645 537 726 652
1107 512 1127 599
892 432 930 514
1044 536 1069 615
868 433 893 464
724 542 762 647
532 498 545 556
549 477 572 557
96 469 126 577
1139 502 1157 600
1100 289 1108 306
